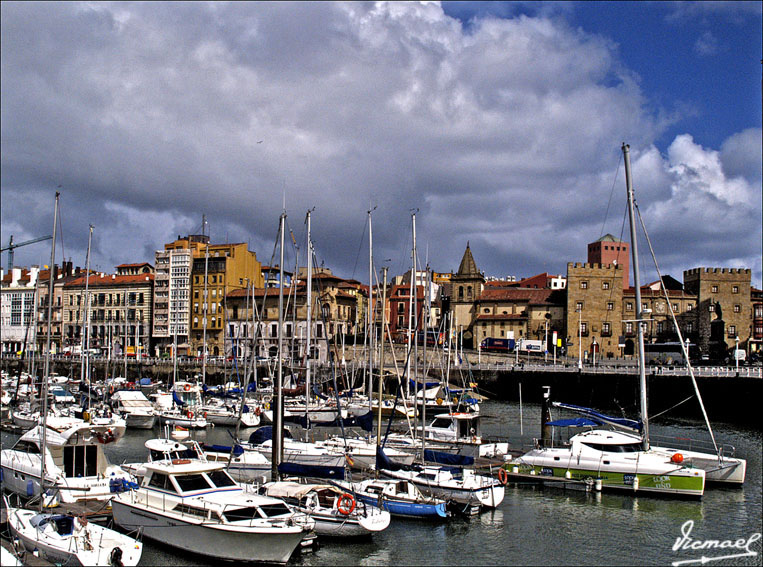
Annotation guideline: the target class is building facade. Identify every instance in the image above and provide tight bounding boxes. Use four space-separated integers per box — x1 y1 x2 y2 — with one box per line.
0 267 40 355
63 271 154 357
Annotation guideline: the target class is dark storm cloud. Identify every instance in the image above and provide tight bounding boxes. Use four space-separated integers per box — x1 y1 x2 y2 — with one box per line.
2 2 760 286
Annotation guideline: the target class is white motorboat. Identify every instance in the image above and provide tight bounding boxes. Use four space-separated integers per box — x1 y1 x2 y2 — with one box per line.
110 390 158 429
0 423 135 503
7 505 143 567
111 459 314 564
262 481 390 537
377 447 504 514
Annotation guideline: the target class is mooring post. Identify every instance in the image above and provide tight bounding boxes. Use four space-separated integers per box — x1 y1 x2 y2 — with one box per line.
541 385 552 447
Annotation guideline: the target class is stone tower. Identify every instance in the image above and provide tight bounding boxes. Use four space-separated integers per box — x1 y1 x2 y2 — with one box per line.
450 242 485 349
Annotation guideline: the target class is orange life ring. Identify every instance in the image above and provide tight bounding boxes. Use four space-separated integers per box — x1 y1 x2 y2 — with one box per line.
184 384 191 392
498 468 508 485
187 410 194 419
337 493 356 516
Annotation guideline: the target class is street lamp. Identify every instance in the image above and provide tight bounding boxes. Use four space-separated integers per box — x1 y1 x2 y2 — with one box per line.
592 336 597 368
735 335 740 372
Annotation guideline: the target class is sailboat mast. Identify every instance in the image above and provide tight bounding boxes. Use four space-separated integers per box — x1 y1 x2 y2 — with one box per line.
376 266 388 447
272 211 286 480
623 143 650 450
40 191 60 510
202 240 209 386
305 210 312 422
368 208 374 405
80 225 93 389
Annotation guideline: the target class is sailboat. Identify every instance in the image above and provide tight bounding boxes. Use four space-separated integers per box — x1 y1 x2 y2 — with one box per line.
5 192 144 567
513 144 707 497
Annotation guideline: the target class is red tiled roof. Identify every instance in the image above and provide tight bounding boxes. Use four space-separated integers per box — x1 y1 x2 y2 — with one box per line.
478 288 555 305
64 273 154 287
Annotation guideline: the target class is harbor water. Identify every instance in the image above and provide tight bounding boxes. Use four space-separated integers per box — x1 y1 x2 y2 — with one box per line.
2 399 761 566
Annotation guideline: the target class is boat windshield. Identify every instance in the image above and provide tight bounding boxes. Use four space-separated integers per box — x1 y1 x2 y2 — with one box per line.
222 503 290 522
174 473 213 492
206 469 237 488
582 442 643 453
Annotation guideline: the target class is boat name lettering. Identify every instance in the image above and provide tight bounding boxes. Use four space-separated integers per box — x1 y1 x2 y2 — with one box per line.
623 474 636 485
540 467 554 476
671 520 761 566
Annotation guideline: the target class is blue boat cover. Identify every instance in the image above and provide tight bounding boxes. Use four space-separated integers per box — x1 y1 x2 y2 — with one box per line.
277 462 344 480
284 410 374 432
202 443 244 456
546 417 601 427
139 378 152 386
409 379 440 390
172 391 186 407
423 449 474 466
247 426 293 445
553 402 642 432
376 446 406 471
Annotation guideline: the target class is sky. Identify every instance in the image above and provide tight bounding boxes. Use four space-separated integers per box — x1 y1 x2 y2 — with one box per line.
2 1 761 289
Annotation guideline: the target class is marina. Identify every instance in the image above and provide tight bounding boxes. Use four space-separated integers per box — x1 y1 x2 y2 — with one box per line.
1 398 760 566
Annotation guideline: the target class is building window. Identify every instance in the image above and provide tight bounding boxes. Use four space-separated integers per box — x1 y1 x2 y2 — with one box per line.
580 322 588 336
709 304 715 313
581 281 588 290
607 302 614 311
673 303 679 312
733 304 740 313
728 325 736 337
576 302 583 311
686 322 693 334
626 302 633 311
602 322 611 336
626 322 633 334
732 286 739 294
687 304 693 312
602 281 610 290
711 285 718 293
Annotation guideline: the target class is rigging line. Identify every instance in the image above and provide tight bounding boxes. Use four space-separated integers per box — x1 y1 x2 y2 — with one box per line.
599 151 623 240
634 202 718 452
350 214 368 282
650 395 696 422
57 198 66 267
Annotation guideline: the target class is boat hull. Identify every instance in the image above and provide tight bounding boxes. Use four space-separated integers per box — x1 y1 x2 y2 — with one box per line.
355 493 447 518
111 497 305 565
509 461 706 497
8 508 142 567
651 446 746 485
124 413 157 429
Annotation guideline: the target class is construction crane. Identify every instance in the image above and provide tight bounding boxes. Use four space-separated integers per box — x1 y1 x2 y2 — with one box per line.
1 234 53 271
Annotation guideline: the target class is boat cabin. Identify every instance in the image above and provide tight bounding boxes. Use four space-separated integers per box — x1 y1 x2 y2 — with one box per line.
426 412 482 443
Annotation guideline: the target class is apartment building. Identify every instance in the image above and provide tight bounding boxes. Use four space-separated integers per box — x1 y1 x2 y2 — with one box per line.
0 267 40 355
153 235 208 356
190 242 263 357
63 271 154 356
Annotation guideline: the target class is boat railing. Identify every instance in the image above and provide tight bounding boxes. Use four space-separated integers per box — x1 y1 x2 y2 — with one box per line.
649 434 738 459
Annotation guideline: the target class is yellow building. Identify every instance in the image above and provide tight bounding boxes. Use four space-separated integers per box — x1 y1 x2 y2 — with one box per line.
190 242 263 357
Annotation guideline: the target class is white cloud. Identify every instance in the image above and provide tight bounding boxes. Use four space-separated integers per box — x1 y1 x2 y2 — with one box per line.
1 2 760 286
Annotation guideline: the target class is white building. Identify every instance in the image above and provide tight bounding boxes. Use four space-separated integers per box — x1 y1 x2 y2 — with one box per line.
0 267 40 355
